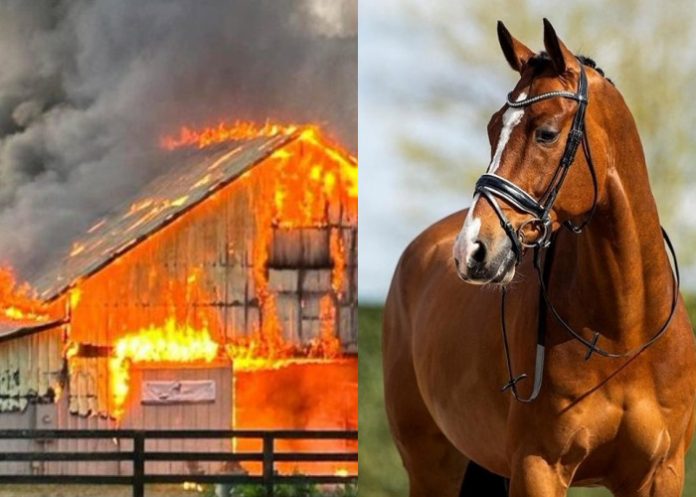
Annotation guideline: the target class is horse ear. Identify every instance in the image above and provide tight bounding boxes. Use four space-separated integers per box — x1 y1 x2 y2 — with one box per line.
497 21 534 73
543 18 576 74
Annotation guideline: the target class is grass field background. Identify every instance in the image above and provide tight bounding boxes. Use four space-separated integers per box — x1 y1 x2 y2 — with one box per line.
359 305 696 497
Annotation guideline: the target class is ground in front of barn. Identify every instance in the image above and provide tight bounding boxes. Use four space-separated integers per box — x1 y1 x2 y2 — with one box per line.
0 483 357 497
0 485 207 497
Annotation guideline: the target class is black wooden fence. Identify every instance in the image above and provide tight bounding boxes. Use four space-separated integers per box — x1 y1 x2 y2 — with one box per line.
0 429 358 497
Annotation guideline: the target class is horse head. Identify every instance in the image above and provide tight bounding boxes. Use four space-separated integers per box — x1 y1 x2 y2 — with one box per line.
453 19 610 285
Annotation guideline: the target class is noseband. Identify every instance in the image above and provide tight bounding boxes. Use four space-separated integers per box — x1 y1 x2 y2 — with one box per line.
475 64 594 260
471 63 680 403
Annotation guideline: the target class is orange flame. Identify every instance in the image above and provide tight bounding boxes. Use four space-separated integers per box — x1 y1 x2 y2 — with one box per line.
308 296 341 358
0 267 52 325
330 229 347 295
160 121 297 151
109 318 220 419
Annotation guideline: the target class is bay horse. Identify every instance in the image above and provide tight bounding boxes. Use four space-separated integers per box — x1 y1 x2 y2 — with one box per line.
383 19 696 497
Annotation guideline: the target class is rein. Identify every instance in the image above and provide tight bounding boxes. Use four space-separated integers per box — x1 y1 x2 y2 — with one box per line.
474 63 681 403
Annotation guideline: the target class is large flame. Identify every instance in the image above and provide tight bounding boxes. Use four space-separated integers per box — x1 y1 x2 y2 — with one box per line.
109 318 220 419
0 267 52 325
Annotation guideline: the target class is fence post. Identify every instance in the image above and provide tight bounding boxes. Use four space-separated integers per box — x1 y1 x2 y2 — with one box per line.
133 431 145 497
262 433 274 497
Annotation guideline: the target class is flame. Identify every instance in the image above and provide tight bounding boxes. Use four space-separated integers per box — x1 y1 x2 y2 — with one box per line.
109 318 220 419
226 295 341 371
182 482 204 492
308 296 341 358
70 243 86 257
171 195 189 207
0 267 52 325
87 218 107 234
330 229 347 295
124 198 154 218
64 342 79 360
69 288 82 310
160 121 297 151
234 359 358 476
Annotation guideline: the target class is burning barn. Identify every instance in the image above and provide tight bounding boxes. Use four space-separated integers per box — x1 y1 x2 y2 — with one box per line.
0 124 357 475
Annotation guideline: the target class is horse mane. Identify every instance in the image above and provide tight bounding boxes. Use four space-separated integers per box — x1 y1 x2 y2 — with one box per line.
528 51 614 86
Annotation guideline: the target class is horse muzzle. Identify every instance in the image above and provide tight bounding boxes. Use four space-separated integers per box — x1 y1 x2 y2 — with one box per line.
453 233 517 286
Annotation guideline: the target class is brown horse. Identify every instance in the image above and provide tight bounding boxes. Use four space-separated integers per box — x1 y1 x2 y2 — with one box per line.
383 19 696 497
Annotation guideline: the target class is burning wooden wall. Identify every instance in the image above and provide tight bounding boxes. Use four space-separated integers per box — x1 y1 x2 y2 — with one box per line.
0 124 358 476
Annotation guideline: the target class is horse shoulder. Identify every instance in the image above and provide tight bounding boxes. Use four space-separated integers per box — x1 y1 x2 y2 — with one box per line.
384 209 467 338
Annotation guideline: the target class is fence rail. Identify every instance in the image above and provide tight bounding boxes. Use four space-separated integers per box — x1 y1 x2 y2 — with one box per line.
0 429 358 497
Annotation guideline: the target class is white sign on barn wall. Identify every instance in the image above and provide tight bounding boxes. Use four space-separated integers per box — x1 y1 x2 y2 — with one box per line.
141 380 216 404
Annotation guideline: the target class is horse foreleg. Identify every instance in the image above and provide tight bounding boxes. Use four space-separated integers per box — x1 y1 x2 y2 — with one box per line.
383 349 468 497
613 453 686 497
383 323 468 494
383 274 470 497
508 455 569 497
646 448 687 497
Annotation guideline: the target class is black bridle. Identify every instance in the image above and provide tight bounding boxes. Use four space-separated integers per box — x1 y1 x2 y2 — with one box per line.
473 63 680 403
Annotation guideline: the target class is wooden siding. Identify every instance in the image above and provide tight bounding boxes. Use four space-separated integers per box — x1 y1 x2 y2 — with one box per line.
0 327 63 413
120 362 232 475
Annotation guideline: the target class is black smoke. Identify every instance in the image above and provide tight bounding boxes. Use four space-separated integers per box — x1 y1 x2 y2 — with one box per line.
0 0 356 281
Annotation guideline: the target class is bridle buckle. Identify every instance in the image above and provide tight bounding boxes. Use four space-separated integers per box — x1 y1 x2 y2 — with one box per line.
518 218 551 249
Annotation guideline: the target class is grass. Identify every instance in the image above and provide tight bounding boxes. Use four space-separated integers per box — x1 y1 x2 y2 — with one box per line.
359 307 407 497
359 302 696 497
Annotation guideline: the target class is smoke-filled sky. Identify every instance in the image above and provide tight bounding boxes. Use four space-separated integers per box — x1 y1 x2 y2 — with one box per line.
0 0 356 281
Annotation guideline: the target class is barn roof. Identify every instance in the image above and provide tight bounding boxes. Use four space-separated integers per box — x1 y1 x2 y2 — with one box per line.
31 130 300 302
0 318 66 344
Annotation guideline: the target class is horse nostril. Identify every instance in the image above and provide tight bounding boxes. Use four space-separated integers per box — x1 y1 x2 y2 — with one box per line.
454 257 461 268
471 241 487 264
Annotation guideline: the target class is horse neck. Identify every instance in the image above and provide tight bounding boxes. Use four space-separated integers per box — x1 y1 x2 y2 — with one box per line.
552 95 674 346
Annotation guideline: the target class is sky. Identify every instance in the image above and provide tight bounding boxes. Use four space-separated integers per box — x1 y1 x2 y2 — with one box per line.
359 0 505 302
361 0 467 302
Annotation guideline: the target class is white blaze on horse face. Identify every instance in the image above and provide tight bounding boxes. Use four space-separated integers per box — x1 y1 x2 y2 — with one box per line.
487 91 527 174
454 92 527 271
453 195 481 269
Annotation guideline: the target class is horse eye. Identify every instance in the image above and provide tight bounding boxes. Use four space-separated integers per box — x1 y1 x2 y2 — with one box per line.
535 127 560 144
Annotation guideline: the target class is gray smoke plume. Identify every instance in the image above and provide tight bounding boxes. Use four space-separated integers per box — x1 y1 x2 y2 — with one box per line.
0 0 357 282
